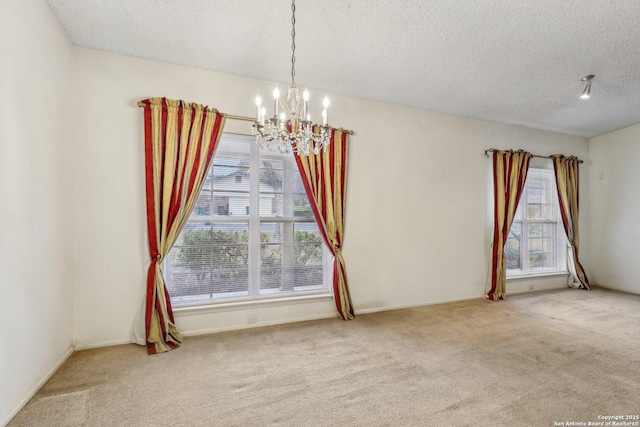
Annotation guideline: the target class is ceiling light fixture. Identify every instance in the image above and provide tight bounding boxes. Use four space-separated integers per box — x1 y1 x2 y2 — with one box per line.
580 75 595 99
252 0 330 156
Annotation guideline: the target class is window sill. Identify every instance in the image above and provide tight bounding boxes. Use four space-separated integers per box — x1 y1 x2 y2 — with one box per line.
173 292 334 316
507 270 569 280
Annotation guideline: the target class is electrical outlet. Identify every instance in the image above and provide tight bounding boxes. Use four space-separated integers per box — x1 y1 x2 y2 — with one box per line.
246 315 257 324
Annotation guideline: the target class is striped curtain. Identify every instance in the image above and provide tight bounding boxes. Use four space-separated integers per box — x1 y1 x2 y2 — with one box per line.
552 155 590 290
141 97 226 354
295 128 354 320
487 150 532 300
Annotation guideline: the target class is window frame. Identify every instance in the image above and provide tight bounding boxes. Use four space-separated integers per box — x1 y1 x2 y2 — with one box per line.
164 133 332 308
506 166 568 278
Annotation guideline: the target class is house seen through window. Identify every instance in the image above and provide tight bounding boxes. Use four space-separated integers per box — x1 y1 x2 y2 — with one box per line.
506 166 567 276
165 133 330 306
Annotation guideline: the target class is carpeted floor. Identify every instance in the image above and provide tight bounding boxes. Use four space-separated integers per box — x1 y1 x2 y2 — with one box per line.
9 287 640 427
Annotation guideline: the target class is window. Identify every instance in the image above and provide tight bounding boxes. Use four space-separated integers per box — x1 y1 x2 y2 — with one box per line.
505 167 567 276
165 133 329 306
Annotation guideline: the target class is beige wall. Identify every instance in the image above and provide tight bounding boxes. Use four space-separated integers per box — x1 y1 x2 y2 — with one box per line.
72 48 590 349
0 0 75 424
589 123 640 294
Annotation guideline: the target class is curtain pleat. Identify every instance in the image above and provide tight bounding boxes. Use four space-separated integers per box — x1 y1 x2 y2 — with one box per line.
486 150 531 300
295 129 354 320
551 155 590 290
141 97 226 354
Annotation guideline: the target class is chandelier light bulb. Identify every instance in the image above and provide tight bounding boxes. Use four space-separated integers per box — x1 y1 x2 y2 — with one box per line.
323 95 330 109
301 88 310 120
255 95 263 124
272 86 280 116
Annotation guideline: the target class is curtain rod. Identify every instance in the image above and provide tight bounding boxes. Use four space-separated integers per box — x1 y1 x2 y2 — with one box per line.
137 102 354 135
484 148 583 164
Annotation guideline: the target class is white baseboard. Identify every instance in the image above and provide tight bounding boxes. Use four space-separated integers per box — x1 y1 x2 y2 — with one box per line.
594 283 640 295
181 312 339 337
1 345 74 427
72 313 341 349
73 338 133 351
355 294 486 315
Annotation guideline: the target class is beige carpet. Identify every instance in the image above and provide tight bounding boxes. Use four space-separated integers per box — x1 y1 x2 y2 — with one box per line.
9 287 640 427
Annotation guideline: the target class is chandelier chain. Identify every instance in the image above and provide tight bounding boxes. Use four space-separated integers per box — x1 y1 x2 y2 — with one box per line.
290 0 296 87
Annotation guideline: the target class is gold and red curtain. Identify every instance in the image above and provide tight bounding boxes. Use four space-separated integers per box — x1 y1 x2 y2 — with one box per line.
487 150 531 300
295 129 355 320
551 155 590 289
141 97 225 354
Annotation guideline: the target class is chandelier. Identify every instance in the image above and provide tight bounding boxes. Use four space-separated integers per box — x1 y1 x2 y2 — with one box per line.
252 0 331 156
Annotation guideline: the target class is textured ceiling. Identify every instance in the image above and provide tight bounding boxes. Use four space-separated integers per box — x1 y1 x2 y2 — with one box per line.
45 0 640 138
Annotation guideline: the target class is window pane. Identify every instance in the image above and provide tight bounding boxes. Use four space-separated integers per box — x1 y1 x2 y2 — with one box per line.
192 164 214 218
260 194 283 217
506 222 522 270
530 251 554 270
527 175 541 189
508 222 522 239
259 162 284 191
259 159 284 217
528 236 543 270
529 252 544 270
194 187 213 217
293 223 324 289
260 222 285 291
216 134 252 156
541 204 554 220
527 187 541 204
529 237 543 251
210 225 251 293
540 182 552 204
543 252 556 269
528 223 542 238
294 172 314 218
260 222 324 293
528 232 557 271
506 238 521 269
167 223 250 302
212 157 250 217
527 204 541 220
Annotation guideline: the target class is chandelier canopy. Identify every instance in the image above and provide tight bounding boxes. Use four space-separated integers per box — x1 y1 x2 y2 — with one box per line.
252 0 330 156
